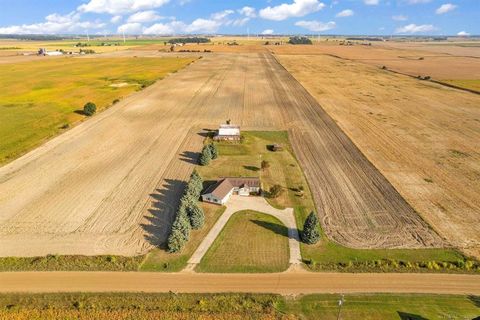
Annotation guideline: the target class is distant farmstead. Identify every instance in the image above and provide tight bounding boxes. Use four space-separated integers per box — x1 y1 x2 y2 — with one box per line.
214 123 241 141
201 177 261 205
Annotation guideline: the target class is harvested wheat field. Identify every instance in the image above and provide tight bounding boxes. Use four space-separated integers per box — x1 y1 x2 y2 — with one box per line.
0 51 442 257
276 53 480 257
271 42 480 91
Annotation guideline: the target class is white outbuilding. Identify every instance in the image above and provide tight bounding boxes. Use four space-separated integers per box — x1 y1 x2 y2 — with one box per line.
214 124 241 141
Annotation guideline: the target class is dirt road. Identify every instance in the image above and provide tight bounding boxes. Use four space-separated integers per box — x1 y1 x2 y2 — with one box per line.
0 52 441 257
0 271 479 295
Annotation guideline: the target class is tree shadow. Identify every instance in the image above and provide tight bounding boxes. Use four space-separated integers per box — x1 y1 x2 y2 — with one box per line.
141 178 186 248
244 165 260 172
251 219 290 238
74 109 86 115
201 129 216 138
179 151 200 164
397 312 429 320
468 295 480 308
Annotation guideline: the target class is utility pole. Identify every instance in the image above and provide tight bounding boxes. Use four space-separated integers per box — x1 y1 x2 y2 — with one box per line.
87 30 90 42
336 294 345 320
123 30 126 43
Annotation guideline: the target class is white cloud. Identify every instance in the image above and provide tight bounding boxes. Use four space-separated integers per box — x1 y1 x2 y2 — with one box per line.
395 23 436 34
184 18 222 33
211 10 234 21
457 31 470 36
117 22 144 34
127 10 162 23
436 3 457 14
143 8 240 35
295 20 336 32
232 18 250 27
111 15 122 23
392 15 408 21
259 0 325 21
262 29 274 35
336 9 353 17
0 12 105 34
78 0 170 15
238 6 256 18
364 0 379 5
143 21 185 35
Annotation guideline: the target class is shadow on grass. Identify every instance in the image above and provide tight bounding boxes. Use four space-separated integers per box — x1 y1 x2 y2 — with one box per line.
468 295 480 308
142 178 186 248
244 165 260 172
397 312 428 320
74 109 86 115
251 219 289 238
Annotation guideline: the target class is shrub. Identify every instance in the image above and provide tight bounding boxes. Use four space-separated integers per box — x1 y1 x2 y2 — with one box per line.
269 184 282 198
301 211 320 244
112 98 120 104
83 102 97 116
261 160 270 171
456 260 465 268
199 145 212 166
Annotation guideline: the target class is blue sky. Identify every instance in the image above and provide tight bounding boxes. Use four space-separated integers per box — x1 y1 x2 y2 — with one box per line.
0 0 477 36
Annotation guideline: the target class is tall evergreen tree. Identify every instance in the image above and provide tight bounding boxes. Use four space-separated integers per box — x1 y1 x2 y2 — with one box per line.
187 202 205 229
301 211 320 244
208 143 218 160
199 145 212 166
167 205 191 252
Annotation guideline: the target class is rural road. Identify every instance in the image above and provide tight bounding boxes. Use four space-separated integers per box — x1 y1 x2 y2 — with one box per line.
1 272 479 295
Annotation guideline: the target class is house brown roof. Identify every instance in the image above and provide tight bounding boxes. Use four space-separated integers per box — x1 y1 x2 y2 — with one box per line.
203 177 260 199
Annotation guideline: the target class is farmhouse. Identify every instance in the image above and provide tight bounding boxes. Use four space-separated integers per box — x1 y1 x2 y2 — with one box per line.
213 123 241 141
201 177 261 205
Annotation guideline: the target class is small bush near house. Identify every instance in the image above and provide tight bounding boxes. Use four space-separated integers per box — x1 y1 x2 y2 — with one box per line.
269 184 282 198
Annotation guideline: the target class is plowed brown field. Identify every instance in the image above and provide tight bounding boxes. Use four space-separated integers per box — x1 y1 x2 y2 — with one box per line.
275 53 480 257
0 52 442 257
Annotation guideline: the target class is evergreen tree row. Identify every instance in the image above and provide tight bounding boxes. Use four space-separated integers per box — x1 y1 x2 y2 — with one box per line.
167 170 206 253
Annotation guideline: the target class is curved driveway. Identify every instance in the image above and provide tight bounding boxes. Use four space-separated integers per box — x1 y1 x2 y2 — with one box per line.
186 195 301 269
1 272 479 295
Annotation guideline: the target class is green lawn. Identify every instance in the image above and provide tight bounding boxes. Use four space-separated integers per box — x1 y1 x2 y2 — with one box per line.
0 292 477 320
197 210 290 273
198 131 476 273
0 56 195 164
140 203 225 272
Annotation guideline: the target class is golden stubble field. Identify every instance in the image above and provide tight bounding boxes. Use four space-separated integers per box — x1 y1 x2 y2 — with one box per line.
0 49 443 257
276 52 480 258
271 41 480 91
